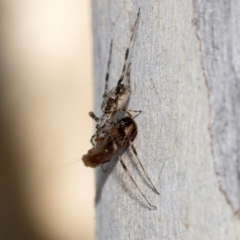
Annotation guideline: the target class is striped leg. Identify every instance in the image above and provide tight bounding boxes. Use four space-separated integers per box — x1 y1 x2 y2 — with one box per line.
116 8 140 92
118 152 157 209
103 40 113 98
129 140 160 195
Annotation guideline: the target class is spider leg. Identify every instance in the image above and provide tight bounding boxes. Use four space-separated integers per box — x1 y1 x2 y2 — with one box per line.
122 108 142 118
129 110 142 118
90 134 97 146
129 140 160 195
103 39 113 98
89 111 100 122
121 62 142 118
116 8 140 91
122 61 142 117
121 103 142 118
126 62 131 92
115 62 132 113
118 152 157 210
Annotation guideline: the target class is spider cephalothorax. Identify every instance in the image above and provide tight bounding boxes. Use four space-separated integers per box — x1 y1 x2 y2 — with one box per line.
101 83 130 113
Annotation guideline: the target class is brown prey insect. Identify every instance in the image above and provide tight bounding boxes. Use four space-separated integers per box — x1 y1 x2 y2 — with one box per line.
82 117 159 209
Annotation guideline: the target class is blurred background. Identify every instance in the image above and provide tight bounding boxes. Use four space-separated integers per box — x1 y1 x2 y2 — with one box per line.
0 1 94 240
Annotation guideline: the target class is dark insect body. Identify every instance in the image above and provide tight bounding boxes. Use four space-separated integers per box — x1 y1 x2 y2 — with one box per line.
82 117 137 168
83 117 159 209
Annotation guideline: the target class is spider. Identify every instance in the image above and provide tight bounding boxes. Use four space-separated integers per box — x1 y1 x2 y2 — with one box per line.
89 8 141 146
82 116 159 209
82 8 159 209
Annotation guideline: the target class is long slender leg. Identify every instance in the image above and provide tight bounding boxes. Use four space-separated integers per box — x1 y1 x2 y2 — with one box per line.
122 62 142 118
126 62 131 92
116 8 140 92
129 141 160 195
118 153 157 209
129 110 142 118
123 108 142 118
103 39 113 98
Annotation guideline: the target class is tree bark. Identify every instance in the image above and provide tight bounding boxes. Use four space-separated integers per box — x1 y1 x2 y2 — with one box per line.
92 1 240 239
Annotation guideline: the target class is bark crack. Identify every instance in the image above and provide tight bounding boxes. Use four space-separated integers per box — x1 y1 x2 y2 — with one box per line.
192 0 240 216
192 0 214 157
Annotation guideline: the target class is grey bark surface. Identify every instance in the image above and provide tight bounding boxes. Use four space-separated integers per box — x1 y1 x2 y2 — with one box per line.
92 1 240 239
195 0 240 215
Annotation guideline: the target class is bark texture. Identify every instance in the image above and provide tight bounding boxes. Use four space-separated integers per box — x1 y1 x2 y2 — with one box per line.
92 1 240 239
195 0 240 215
